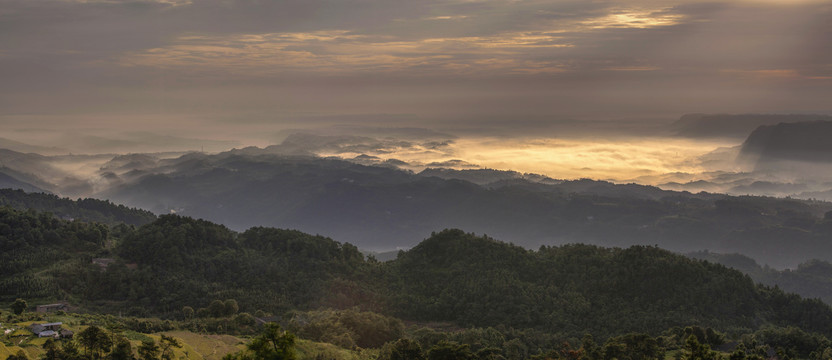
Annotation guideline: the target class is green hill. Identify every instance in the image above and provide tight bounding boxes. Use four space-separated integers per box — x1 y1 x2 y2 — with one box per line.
389 230 832 338
0 188 156 226
3 204 832 340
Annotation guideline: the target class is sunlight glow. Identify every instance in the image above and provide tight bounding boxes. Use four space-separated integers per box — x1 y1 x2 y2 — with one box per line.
581 8 686 29
319 137 736 183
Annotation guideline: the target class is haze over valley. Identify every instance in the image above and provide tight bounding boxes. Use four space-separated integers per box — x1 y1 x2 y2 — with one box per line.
5 113 832 198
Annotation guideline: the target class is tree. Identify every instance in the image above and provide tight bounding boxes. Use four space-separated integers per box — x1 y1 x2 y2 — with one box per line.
62 340 83 360
730 347 747 360
224 299 239 316
581 334 602 360
475 347 504 360
559 341 583 360
182 306 194 320
138 340 160 360
11 298 27 315
208 300 226 318
77 325 113 360
503 339 527 360
427 341 473 360
6 350 28 360
383 338 425 360
160 334 183 360
42 339 83 360
685 335 719 360
235 313 256 327
111 336 135 360
43 339 64 360
196 308 210 318
249 323 297 360
224 323 296 360
603 342 626 360
606 333 660 360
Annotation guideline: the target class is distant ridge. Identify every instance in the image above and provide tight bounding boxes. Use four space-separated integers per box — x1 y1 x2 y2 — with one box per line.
739 121 832 164
417 168 561 186
0 171 47 193
689 251 832 307
0 188 156 226
673 113 832 138
0 138 68 155
97 151 832 268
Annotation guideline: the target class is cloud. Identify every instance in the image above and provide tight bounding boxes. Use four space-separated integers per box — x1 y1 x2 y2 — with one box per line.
115 29 576 76
0 0 830 136
579 7 687 29
0 0 709 80
423 15 470 21
104 2 709 78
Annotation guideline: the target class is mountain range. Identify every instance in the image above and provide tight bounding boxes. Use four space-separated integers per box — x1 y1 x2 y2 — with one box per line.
83 151 832 269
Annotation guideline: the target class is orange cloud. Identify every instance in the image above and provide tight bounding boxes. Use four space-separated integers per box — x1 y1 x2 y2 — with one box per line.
116 30 575 75
580 8 686 29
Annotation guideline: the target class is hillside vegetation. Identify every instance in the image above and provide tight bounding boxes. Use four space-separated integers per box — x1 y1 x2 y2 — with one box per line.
0 189 155 226
690 252 832 306
2 203 832 340
6 194 832 359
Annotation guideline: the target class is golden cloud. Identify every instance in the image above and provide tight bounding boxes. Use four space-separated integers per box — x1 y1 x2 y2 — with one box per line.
116 29 574 75
580 8 686 29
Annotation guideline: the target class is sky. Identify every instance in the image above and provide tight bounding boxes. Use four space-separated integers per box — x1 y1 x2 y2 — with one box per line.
1 0 831 179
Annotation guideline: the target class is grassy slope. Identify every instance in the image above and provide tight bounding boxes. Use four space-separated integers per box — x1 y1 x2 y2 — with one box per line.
161 331 246 360
0 314 373 360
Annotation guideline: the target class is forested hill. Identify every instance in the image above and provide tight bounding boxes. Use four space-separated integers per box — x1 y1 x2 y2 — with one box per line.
388 230 832 337
98 153 832 268
690 251 832 307
3 205 832 340
0 188 156 226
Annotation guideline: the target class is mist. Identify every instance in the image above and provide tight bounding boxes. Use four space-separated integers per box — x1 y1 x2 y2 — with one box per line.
5 115 832 203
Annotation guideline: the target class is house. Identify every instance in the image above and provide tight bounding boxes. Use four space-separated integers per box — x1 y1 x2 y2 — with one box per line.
60 329 74 339
36 303 68 313
41 323 62 331
30 322 63 337
38 330 57 338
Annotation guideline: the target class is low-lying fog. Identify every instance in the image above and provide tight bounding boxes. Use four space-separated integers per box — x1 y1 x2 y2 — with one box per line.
4 114 832 202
